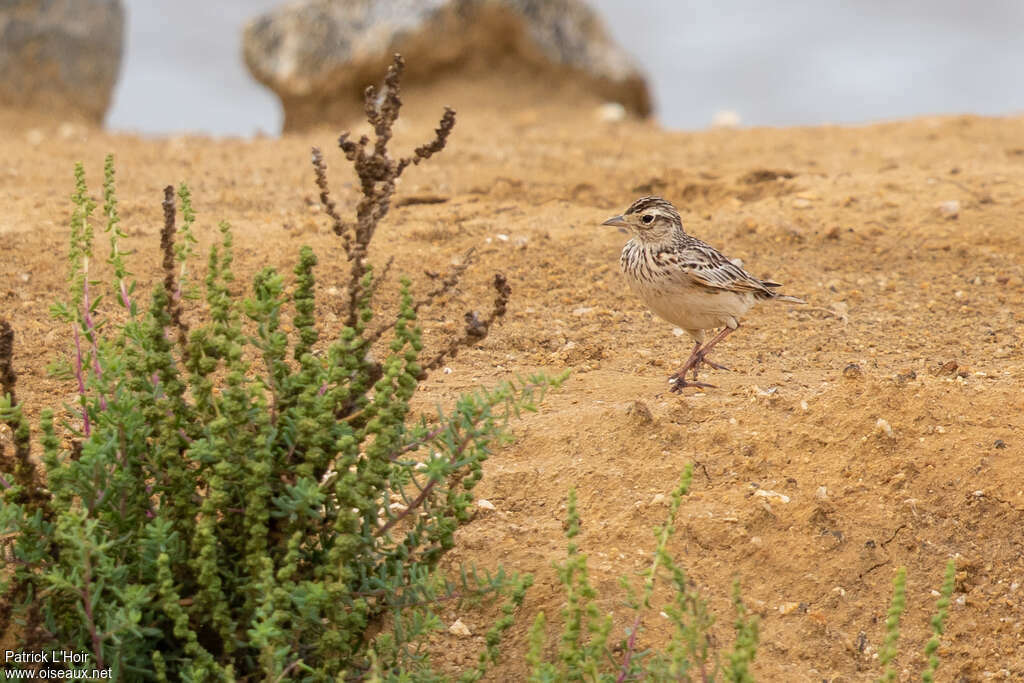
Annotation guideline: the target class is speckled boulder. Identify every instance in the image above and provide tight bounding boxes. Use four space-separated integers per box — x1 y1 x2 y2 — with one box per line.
0 0 125 124
243 0 651 131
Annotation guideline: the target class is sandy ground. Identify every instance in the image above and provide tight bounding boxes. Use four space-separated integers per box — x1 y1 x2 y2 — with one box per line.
2 85 1024 681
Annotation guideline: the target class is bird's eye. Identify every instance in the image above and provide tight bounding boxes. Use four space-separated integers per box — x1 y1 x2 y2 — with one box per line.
641 214 654 225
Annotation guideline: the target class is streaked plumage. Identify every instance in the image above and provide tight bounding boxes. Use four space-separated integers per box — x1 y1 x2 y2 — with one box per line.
603 196 805 390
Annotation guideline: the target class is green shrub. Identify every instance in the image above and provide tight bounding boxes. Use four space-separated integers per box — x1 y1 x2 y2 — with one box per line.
527 465 759 682
0 55 563 681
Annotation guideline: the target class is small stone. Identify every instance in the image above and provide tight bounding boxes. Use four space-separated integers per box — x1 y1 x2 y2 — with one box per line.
443 367 453 374
815 486 828 500
843 363 863 379
448 618 472 637
937 200 960 219
754 489 790 504
874 418 893 438
476 499 496 511
625 400 653 425
994 439 1007 449
495 233 509 242
572 306 595 316
651 493 667 505
672 327 686 336
711 109 741 128
778 601 801 615
972 490 984 498
800 400 809 412
792 197 812 209
596 102 626 122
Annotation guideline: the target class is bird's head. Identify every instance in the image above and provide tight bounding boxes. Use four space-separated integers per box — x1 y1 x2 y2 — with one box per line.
602 196 684 244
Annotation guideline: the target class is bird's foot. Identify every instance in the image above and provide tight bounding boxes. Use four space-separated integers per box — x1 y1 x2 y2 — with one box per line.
669 372 716 392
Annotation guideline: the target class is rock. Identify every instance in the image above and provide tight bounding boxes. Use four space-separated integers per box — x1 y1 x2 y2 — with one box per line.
0 0 125 123
448 618 472 637
711 109 741 128
595 101 625 122
936 200 960 219
243 0 651 131
754 489 790 504
475 498 495 511
778 601 801 615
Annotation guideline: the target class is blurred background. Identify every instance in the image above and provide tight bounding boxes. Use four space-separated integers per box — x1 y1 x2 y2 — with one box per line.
108 0 1024 136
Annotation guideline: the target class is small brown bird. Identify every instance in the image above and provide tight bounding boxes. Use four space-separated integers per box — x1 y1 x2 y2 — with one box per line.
604 196 805 391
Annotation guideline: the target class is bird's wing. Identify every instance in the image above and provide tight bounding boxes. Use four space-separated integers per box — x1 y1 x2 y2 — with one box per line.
654 241 775 295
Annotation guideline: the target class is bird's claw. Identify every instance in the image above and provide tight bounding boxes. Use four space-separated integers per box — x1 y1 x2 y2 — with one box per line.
668 375 716 392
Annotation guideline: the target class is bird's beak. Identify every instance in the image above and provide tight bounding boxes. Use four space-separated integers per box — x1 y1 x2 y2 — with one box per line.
602 215 627 227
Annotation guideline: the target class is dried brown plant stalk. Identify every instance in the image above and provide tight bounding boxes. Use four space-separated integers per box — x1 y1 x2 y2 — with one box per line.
424 274 511 373
312 53 510 379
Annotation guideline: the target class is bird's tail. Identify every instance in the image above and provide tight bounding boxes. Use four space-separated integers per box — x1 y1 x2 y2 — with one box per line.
774 293 806 304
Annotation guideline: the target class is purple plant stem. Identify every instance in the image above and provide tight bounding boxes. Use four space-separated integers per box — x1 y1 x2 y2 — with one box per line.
81 278 108 411
616 617 642 683
119 279 131 310
72 324 91 437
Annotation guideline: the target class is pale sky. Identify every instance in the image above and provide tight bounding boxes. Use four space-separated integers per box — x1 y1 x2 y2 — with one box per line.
107 0 1024 136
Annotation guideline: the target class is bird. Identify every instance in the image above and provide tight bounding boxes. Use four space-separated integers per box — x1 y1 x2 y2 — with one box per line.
603 196 805 391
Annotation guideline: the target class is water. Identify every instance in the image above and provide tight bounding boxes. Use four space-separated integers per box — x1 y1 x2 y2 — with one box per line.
106 0 1024 136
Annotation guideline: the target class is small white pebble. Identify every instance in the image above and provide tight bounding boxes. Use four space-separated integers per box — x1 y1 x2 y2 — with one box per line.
443 367 452 374
389 502 407 512
651 493 667 505
815 485 828 500
711 109 741 128
476 499 496 511
936 425 947 434
800 400 809 411
448 618 472 637
778 602 801 615
937 200 960 218
495 233 509 242
973 490 984 497
672 328 685 337
596 101 627 122
875 418 893 437
754 489 790 503
955 595 966 607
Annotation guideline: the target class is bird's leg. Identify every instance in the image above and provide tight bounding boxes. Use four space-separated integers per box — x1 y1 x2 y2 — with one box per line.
683 341 703 381
669 340 715 391
669 326 737 392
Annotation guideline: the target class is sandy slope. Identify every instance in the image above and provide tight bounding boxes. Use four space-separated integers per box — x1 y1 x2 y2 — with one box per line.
2 92 1024 679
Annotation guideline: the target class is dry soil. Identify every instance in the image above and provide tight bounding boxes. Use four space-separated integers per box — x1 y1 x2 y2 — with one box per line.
2 88 1023 681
